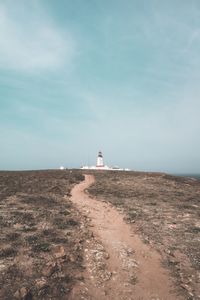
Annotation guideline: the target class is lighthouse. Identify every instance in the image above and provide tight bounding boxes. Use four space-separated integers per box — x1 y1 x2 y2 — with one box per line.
96 151 104 168
80 150 130 171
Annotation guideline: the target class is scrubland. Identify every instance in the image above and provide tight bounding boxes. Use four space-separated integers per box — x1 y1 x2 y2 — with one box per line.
0 169 199 299
87 171 200 299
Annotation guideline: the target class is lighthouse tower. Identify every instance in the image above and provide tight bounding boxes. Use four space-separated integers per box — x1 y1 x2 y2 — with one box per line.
96 151 104 168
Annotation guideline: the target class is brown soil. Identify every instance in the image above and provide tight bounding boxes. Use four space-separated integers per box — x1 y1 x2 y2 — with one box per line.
70 175 184 300
1 169 199 299
0 170 88 300
87 171 200 300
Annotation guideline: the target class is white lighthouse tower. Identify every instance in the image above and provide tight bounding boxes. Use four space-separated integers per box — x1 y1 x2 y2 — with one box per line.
96 151 104 168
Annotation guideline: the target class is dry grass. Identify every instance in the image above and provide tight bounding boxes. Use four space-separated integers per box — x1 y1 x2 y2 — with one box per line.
87 170 200 298
0 170 87 300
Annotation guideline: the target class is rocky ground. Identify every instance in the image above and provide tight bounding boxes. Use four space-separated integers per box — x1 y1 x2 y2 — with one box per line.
0 170 89 300
70 175 183 300
1 169 200 299
87 171 200 299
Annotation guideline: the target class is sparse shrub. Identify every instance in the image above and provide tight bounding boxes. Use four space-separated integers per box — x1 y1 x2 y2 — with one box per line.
50 237 68 244
147 202 157 206
21 226 37 232
53 217 79 229
42 229 56 236
21 195 57 207
11 211 35 225
0 247 17 258
25 235 38 245
0 215 8 227
6 232 21 241
179 203 193 210
187 226 200 233
59 210 70 216
66 219 79 227
32 242 50 252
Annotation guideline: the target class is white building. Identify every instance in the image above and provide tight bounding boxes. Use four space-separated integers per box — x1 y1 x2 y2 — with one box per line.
96 151 104 168
80 151 130 171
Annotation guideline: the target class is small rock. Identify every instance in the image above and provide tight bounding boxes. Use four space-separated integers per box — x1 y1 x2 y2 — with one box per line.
54 246 66 259
188 292 194 298
180 283 190 291
14 287 32 300
42 262 59 277
35 277 47 289
0 261 6 271
69 254 76 262
104 252 110 260
101 271 112 281
65 230 72 236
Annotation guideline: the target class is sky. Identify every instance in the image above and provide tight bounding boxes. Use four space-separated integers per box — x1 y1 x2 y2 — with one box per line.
0 0 200 173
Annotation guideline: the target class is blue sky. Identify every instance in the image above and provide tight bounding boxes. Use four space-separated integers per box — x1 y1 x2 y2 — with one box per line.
0 0 200 172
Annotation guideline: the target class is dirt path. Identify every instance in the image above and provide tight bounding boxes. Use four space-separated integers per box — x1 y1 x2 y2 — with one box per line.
69 175 183 300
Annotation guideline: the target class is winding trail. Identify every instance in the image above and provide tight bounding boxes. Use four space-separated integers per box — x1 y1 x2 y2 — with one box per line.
70 175 183 300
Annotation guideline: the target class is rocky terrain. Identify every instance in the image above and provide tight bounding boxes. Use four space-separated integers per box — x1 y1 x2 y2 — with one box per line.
70 175 184 300
87 171 200 299
0 170 89 300
1 169 200 299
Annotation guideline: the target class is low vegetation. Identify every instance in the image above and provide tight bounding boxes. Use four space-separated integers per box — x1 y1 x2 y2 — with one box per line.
1 169 200 299
87 171 200 299
0 170 86 300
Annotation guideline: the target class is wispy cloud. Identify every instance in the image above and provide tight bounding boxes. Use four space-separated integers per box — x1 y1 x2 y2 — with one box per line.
0 1 199 172
0 3 76 72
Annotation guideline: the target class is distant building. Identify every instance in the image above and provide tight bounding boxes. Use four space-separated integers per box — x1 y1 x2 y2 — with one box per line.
96 151 104 168
80 151 130 171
